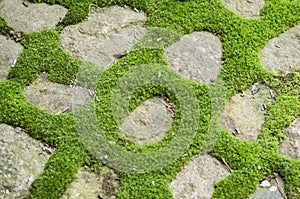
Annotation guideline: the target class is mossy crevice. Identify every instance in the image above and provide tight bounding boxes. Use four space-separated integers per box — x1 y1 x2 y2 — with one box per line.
1 0 300 198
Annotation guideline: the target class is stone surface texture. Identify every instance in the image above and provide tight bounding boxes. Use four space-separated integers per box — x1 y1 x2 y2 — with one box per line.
23 74 91 114
260 24 300 74
0 35 23 82
62 167 120 199
0 0 68 33
165 31 223 84
170 154 230 199
222 0 265 18
279 116 300 160
60 6 147 70
250 176 285 199
119 97 173 145
0 124 50 199
221 84 273 141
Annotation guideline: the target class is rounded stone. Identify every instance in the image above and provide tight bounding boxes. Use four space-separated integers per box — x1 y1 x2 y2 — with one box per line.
165 31 223 84
260 24 300 74
222 0 265 18
170 154 230 199
60 6 147 70
279 116 300 160
0 0 68 33
0 124 50 198
0 35 23 82
119 97 174 145
23 75 91 114
221 84 273 141
62 167 120 199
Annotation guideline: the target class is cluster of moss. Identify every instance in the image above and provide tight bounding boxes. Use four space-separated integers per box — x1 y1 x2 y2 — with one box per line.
0 0 300 198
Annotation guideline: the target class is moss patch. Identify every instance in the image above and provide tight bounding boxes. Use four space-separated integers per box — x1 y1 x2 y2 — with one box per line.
1 0 300 198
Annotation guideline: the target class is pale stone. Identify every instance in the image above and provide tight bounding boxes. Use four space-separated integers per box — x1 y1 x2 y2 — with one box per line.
260 24 300 74
170 154 230 199
165 31 223 84
0 0 68 33
0 35 23 82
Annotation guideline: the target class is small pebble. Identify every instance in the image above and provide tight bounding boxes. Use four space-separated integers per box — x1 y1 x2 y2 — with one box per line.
260 180 271 188
269 186 278 192
15 127 22 133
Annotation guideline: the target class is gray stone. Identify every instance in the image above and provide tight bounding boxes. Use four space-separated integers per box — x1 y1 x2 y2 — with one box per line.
61 167 119 199
119 97 173 145
0 35 23 82
60 6 147 70
222 0 265 18
260 24 300 74
0 0 67 33
170 154 230 199
165 31 223 84
221 84 273 141
250 176 285 199
23 74 91 114
0 124 50 199
279 116 300 160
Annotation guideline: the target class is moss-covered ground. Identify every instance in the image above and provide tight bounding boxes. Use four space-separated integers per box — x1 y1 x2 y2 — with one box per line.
0 0 300 198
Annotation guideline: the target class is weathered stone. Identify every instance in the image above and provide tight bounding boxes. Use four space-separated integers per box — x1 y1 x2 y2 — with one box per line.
60 6 147 70
250 176 285 199
0 35 23 82
221 84 273 141
170 154 230 199
62 167 120 199
119 97 173 145
0 124 50 199
279 116 300 160
260 24 300 74
0 0 67 33
23 74 91 114
222 0 265 18
165 31 223 84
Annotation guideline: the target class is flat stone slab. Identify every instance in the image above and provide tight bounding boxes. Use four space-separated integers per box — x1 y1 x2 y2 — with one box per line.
260 24 300 73
170 154 230 199
165 31 223 84
250 176 285 199
0 35 23 82
221 84 273 141
0 124 50 198
0 0 67 33
119 97 173 145
62 167 120 199
222 0 265 18
23 74 91 114
279 116 300 160
60 6 147 70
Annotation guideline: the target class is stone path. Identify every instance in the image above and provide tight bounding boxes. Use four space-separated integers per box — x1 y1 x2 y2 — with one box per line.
222 0 265 18
60 6 147 70
0 0 300 199
165 31 223 84
260 24 300 74
221 84 273 142
0 35 23 82
0 124 50 199
170 155 230 199
279 116 300 160
0 0 67 33
24 74 91 114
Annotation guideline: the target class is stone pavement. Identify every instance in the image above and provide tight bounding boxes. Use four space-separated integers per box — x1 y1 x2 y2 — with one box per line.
0 0 299 198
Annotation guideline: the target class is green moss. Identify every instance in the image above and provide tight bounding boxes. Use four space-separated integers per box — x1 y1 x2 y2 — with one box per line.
0 16 13 35
1 0 300 198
